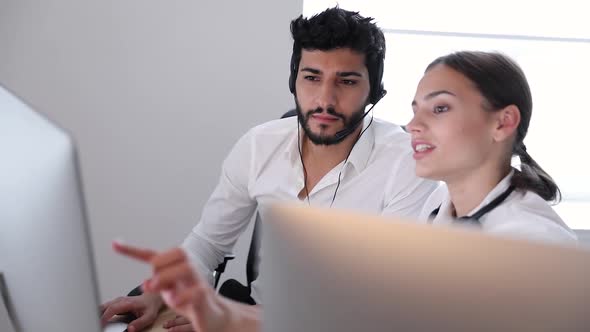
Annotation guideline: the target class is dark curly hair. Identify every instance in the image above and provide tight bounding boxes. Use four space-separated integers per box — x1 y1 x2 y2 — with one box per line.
289 7 386 104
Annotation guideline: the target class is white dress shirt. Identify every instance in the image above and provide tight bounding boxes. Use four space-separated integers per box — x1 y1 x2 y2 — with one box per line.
182 116 438 301
419 170 577 245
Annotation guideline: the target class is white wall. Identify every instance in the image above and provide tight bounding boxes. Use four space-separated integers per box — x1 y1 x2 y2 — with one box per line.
0 0 302 301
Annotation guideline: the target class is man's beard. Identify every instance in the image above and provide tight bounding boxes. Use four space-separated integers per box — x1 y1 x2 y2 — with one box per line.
295 101 365 146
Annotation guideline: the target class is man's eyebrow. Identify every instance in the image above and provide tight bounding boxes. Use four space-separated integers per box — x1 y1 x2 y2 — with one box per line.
337 71 362 78
300 67 321 74
299 68 363 78
411 90 456 106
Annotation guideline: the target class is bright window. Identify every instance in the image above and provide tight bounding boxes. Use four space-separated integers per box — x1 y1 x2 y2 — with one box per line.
304 1 590 229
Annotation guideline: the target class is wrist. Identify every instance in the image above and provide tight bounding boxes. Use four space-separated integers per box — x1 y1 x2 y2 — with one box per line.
224 299 261 332
143 292 165 311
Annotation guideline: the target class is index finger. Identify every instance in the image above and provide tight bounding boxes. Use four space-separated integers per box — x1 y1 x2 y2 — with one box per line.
113 241 157 263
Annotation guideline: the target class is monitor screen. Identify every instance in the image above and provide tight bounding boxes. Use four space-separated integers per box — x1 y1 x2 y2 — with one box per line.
262 204 590 331
0 85 102 332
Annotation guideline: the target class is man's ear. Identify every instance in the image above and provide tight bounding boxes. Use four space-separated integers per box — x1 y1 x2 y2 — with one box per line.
492 104 521 143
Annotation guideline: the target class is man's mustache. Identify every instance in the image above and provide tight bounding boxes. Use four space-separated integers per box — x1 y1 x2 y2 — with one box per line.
306 107 345 120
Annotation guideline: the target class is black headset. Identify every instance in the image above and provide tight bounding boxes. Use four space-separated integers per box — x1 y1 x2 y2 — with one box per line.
288 51 386 105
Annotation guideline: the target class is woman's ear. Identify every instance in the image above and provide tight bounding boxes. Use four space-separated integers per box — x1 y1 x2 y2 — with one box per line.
492 105 521 143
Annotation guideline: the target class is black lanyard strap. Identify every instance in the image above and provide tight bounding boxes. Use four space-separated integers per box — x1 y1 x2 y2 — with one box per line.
429 185 516 225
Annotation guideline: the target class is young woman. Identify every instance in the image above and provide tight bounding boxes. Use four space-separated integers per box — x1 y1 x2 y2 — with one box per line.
408 51 576 244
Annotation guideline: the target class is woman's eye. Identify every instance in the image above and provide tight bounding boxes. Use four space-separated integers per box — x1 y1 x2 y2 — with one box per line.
304 76 319 81
433 105 449 114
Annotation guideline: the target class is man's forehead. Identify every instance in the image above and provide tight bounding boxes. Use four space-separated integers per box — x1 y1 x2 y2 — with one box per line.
299 48 368 74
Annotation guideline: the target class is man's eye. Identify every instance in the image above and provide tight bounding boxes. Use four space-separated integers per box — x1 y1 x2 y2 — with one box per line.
340 79 357 85
304 76 319 81
433 105 449 114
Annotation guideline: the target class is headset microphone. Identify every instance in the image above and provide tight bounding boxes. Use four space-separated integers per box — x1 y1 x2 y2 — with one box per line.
333 107 374 141
333 90 387 141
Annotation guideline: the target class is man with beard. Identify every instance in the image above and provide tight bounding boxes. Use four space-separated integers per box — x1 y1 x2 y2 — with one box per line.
100 7 437 332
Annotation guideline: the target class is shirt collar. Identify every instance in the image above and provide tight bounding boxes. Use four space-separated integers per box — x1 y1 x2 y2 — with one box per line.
465 169 515 217
434 169 515 223
346 118 374 174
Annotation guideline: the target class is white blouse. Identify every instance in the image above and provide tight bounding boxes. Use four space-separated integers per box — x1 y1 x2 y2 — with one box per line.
419 170 577 245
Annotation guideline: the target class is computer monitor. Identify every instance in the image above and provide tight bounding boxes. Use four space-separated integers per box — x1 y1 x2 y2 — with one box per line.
0 85 104 332
262 204 590 331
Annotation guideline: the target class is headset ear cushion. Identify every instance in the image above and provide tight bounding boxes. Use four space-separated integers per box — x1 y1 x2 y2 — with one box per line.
289 55 299 94
369 58 385 104
289 73 296 93
369 85 385 104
